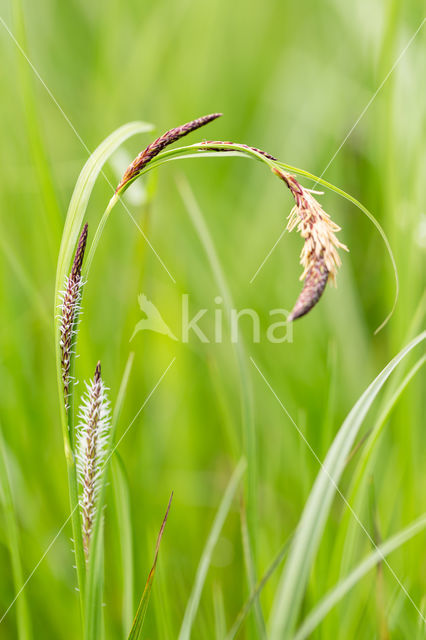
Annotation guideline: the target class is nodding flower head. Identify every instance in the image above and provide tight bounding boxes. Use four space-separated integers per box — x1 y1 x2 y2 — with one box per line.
76 361 111 561
58 223 88 409
273 168 349 320
116 113 222 193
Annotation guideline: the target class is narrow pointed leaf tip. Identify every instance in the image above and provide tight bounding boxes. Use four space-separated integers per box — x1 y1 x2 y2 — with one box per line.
76 361 112 561
116 113 223 193
272 168 348 321
127 492 173 640
58 223 88 408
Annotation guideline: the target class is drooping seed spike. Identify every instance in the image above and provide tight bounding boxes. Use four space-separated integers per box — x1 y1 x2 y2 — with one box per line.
116 113 222 193
288 260 329 321
272 166 348 321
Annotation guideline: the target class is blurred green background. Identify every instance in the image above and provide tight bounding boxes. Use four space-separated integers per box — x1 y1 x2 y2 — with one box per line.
0 0 425 638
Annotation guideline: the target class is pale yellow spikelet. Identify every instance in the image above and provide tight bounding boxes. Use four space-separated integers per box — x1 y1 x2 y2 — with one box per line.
273 168 349 319
287 192 348 285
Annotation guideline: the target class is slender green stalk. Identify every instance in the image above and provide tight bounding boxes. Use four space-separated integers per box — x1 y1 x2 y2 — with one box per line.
225 535 292 640
112 455 134 635
84 194 118 279
176 176 265 637
178 459 246 640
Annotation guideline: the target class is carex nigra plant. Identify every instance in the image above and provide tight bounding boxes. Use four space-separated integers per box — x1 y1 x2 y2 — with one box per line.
55 112 398 639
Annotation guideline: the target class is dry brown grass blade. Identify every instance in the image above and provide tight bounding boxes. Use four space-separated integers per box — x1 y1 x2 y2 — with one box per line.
127 492 173 639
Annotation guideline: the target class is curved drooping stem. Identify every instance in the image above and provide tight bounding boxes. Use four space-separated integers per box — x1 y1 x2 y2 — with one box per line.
92 118 352 323
106 119 397 329
130 138 398 332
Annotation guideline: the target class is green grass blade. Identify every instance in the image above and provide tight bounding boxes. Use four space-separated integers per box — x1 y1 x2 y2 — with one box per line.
112 453 134 635
294 514 426 640
178 459 247 640
127 494 173 640
337 354 426 580
225 535 292 640
213 583 227 640
268 331 426 639
0 424 32 640
84 520 105 640
239 500 267 639
176 176 265 636
55 121 153 299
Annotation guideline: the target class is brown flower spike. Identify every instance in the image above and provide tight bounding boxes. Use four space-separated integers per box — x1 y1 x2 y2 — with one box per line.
273 168 348 320
116 113 222 193
199 140 348 320
76 361 111 561
59 223 88 408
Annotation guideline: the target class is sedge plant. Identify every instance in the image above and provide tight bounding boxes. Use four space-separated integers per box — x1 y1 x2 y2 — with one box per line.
52 112 413 640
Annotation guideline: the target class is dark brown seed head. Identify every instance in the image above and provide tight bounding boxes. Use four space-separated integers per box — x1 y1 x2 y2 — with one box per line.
116 113 223 193
272 167 348 321
70 223 88 281
288 259 329 321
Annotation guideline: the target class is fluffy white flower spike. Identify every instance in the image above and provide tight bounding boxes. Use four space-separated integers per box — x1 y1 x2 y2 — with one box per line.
76 361 111 561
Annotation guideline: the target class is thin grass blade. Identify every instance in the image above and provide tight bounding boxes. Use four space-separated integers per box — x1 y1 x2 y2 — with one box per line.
112 453 134 634
178 459 246 640
55 121 153 300
127 493 173 640
294 514 426 640
239 499 267 639
269 331 425 639
176 176 265 635
225 535 292 640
